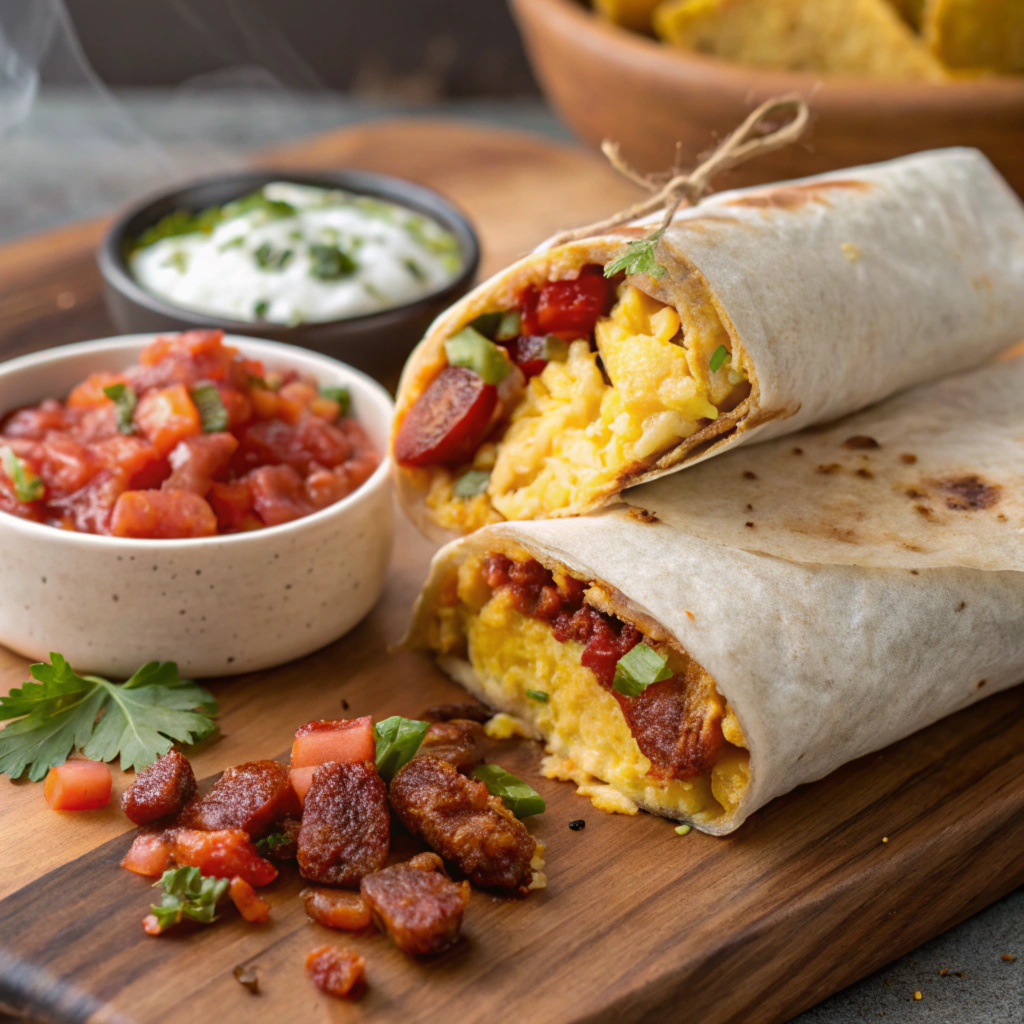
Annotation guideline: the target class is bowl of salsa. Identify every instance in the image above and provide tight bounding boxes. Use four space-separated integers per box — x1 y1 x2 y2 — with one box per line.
0 331 394 677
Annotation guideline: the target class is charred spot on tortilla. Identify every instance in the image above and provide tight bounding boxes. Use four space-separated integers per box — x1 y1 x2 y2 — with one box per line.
626 507 660 525
905 487 926 499
932 475 1000 511
900 453 918 464
855 468 875 479
745 521 755 528
977 680 987 690
843 435 881 450
817 463 841 474
745 503 753 511
792 447 804 456
956 601 966 611
742 470 758 480
725 180 873 211
915 504 934 518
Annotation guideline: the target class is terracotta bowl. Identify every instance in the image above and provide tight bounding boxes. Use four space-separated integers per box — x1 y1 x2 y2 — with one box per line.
0 335 394 679
511 0 1024 193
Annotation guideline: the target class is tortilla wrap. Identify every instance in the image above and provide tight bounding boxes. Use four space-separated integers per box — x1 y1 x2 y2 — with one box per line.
393 147 1024 543
406 357 1024 834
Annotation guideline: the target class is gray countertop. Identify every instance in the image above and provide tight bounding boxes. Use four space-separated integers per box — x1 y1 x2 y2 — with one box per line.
0 89 1020 1024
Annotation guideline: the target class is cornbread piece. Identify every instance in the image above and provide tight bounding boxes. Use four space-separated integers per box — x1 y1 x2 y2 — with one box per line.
178 760 298 837
389 756 536 892
417 719 485 772
306 946 366 1000
121 750 197 825
297 761 390 887
361 860 471 956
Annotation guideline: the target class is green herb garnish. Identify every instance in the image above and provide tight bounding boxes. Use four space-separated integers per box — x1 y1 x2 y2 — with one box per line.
149 867 229 933
320 386 351 417
405 216 461 261
709 345 730 373
403 258 426 282
374 716 430 782
255 832 291 855
444 328 511 385
164 250 189 274
453 470 491 498
253 300 269 320
604 230 668 280
254 243 293 271
470 764 546 818
0 447 44 503
467 312 502 338
0 655 218 781
612 643 673 698
191 384 229 433
495 310 522 341
103 383 137 435
525 689 549 703
309 243 358 281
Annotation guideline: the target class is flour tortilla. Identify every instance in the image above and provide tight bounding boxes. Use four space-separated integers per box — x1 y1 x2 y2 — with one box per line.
394 147 1024 541
407 357 1024 834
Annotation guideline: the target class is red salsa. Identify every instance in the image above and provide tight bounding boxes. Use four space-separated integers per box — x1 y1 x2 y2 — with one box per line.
0 330 379 538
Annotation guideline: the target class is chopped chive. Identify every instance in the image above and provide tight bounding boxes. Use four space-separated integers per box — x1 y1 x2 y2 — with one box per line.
103 383 137 435
309 243 358 281
403 257 426 282
709 345 730 373
320 386 351 417
675 824 692 836
253 300 269 320
191 384 229 433
254 243 293 271
453 469 490 498
0 446 44 503
444 327 510 385
470 764 545 818
612 643 672 698
525 689 549 703
375 716 430 782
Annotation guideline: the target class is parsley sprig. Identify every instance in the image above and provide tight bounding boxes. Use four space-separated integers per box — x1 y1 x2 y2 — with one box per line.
0 655 218 781
604 228 668 280
150 867 229 933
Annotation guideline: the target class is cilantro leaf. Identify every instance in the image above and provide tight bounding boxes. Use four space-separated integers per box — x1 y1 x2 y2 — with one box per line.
319 386 351 417
150 867 229 932
0 654 218 781
102 383 138 435
604 233 668 280
256 832 291 855
0 446 44 503
309 243 358 281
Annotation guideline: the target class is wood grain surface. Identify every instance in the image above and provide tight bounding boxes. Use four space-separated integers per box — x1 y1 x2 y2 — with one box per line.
1 120 1023 1024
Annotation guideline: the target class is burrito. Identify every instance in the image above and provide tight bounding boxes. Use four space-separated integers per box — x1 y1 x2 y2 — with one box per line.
392 148 1024 541
406 357 1024 834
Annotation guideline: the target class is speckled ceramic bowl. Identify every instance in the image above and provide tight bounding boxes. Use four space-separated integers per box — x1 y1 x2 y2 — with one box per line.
0 334 394 678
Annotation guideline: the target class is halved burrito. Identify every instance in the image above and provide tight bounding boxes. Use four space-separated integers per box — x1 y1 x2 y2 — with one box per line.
392 148 1024 541
406 357 1024 834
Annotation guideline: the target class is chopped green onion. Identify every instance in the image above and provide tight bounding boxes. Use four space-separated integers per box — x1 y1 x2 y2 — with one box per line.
453 470 491 498
525 689 549 703
255 832 291 855
320 386 351 417
467 312 503 338
444 327 511 385
253 300 269 320
191 384 229 433
254 243 293 271
403 257 426 282
309 243 358 281
674 824 692 836
374 716 430 782
612 643 673 698
495 310 522 341
102 383 137 435
709 345 730 373
150 867 228 932
470 764 546 818
0 446 44 503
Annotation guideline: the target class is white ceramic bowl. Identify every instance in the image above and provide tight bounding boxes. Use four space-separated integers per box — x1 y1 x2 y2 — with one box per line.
0 335 394 678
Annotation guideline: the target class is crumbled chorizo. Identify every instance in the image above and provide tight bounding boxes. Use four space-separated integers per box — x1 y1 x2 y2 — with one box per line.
301 887 373 931
360 860 470 956
263 815 301 859
417 719 484 772
121 750 197 825
306 946 365 1000
389 757 536 892
177 760 298 836
297 761 389 887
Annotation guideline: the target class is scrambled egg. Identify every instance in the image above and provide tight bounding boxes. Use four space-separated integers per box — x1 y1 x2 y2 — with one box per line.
426 283 749 531
435 559 750 823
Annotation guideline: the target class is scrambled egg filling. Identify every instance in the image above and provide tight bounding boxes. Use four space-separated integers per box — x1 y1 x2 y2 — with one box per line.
433 557 750 823
425 282 750 532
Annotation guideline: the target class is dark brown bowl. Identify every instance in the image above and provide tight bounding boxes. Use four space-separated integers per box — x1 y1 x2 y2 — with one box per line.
97 169 481 389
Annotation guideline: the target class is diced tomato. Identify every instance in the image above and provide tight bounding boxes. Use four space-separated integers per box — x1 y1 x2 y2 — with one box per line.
209 480 255 531
393 366 497 468
528 264 613 336
277 382 319 424
309 396 341 421
163 433 239 495
67 371 128 409
289 766 316 807
51 468 129 534
229 876 271 923
1 399 67 438
250 388 280 420
217 387 252 429
171 829 278 887
306 945 366 1000
234 415 352 477
120 833 173 877
135 385 202 456
44 760 112 811
110 490 218 539
34 436 100 495
291 717 375 769
305 469 351 510
248 465 311 527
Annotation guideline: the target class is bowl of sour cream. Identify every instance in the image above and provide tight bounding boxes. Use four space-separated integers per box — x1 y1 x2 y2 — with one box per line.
98 170 480 387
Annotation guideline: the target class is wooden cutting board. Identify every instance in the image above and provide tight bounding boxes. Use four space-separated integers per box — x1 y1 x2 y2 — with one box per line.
1 120 1023 1024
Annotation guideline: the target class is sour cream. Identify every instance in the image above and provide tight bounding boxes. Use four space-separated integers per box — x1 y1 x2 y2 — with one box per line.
129 182 464 325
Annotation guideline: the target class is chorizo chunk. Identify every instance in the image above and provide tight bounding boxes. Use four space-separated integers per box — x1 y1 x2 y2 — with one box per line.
360 860 470 956
306 946 365 1000
416 719 484 772
261 815 301 860
177 760 298 837
297 761 389 887
389 757 536 892
121 750 197 825
301 887 373 931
